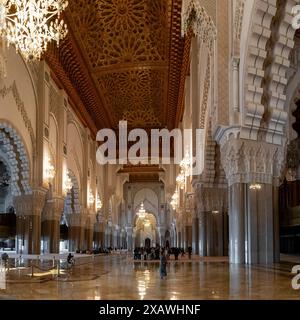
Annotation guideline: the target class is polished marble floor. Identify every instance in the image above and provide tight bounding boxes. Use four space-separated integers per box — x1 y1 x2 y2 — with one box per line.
0 255 300 300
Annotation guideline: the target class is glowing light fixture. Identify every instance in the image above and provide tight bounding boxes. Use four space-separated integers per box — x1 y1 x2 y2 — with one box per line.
180 150 191 177
137 202 146 219
176 170 185 190
96 194 102 210
45 157 55 182
88 190 95 206
170 190 179 210
0 0 68 60
249 183 262 191
144 219 151 227
63 170 72 194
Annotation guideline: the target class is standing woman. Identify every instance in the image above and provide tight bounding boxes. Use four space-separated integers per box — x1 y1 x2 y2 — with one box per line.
160 249 167 279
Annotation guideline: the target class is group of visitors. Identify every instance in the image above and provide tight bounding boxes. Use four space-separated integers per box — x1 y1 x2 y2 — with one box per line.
133 246 193 261
133 246 193 280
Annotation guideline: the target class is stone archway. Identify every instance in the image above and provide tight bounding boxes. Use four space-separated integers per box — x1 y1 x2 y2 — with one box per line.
0 123 31 196
134 213 157 248
0 122 46 254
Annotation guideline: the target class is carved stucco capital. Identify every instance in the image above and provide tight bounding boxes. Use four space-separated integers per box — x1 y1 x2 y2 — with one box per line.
220 137 285 186
13 188 48 217
42 196 64 221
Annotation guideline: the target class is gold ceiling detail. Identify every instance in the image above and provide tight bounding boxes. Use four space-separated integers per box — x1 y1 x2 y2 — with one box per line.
68 0 169 68
46 0 187 133
99 69 164 127
66 0 172 129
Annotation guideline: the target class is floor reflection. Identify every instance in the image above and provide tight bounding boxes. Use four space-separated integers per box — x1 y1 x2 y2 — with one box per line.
0 256 299 300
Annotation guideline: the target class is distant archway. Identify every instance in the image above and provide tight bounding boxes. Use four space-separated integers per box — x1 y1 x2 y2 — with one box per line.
134 213 157 248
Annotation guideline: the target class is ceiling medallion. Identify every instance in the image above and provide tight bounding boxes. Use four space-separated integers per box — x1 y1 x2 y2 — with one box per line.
0 0 68 60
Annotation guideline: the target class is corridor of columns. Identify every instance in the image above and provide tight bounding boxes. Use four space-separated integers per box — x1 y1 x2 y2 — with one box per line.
0 0 300 300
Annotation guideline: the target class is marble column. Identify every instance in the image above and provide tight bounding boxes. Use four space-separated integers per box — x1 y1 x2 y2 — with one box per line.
14 189 47 254
246 183 274 264
192 217 199 254
199 211 207 256
216 212 224 256
41 197 64 254
185 225 192 250
223 211 229 256
67 213 86 252
273 184 280 263
221 138 283 264
126 227 133 251
177 231 181 248
85 214 96 251
229 183 245 264
158 226 166 247
206 213 214 256
93 223 100 249
85 226 94 251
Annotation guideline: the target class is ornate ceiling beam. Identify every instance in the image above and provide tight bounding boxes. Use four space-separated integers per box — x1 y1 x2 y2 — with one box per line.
166 0 185 129
45 18 114 134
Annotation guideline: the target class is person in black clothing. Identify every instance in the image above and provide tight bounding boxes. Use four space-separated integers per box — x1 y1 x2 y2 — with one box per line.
188 246 192 259
174 248 179 260
67 253 74 265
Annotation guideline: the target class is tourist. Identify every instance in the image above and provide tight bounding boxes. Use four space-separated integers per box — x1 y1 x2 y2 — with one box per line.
159 249 167 279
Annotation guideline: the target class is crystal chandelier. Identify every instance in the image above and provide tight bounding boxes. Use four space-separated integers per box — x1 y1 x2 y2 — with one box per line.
180 151 191 177
88 190 95 206
64 170 72 193
176 169 185 190
45 157 55 182
137 202 146 219
96 194 102 210
170 190 179 210
0 0 69 60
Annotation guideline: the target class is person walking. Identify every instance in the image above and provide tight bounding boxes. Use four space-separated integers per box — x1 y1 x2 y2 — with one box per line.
159 249 167 279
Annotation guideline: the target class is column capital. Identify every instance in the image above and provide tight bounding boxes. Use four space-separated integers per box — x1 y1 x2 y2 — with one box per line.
220 137 285 186
14 188 48 217
42 196 64 221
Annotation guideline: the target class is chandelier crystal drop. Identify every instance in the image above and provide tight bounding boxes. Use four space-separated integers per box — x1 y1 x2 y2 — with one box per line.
0 0 69 60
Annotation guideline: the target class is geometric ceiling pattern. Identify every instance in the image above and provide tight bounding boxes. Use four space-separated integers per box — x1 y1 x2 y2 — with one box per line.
46 0 187 134
67 0 170 129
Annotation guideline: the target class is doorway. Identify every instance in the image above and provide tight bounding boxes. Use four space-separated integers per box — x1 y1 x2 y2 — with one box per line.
145 238 151 248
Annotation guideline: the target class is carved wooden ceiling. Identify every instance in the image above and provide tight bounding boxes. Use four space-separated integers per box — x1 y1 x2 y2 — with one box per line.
45 0 189 135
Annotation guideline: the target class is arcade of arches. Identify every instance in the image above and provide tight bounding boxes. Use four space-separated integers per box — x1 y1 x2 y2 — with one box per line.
0 0 300 299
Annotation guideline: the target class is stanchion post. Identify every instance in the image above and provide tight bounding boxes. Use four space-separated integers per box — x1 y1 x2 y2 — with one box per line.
57 260 60 277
